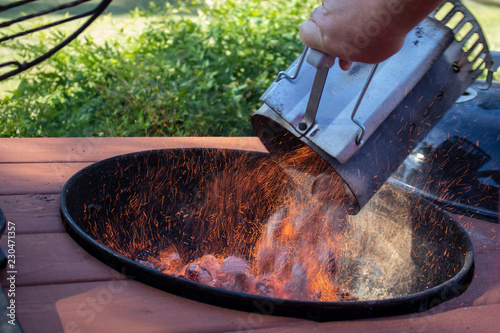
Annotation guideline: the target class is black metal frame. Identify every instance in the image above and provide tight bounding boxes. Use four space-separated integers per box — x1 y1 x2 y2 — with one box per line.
0 0 112 82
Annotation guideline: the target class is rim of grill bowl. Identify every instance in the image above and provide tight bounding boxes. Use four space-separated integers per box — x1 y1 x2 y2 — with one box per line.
60 148 474 322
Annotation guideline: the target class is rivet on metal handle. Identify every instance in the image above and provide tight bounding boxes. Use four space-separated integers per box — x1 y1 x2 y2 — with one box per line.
351 63 378 145
276 47 309 82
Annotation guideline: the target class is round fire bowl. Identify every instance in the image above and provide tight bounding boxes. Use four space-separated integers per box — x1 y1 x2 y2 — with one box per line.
60 149 474 321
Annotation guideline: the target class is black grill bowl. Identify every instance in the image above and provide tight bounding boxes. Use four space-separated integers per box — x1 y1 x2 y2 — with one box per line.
60 148 474 321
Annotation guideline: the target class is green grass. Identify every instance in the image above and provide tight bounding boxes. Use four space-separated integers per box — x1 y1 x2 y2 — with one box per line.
0 0 315 137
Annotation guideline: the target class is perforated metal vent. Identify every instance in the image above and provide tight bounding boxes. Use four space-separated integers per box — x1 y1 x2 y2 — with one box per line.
432 0 495 85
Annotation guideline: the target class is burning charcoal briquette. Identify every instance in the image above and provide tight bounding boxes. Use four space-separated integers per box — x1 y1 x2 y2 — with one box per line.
184 263 213 284
221 256 248 275
197 254 221 279
255 275 284 298
157 251 182 273
289 263 308 296
220 257 255 292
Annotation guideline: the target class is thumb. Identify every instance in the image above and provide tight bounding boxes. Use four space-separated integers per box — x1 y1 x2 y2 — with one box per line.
299 20 326 53
301 20 353 71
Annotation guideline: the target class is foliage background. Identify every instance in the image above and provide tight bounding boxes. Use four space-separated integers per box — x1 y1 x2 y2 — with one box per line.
0 0 498 138
0 0 314 137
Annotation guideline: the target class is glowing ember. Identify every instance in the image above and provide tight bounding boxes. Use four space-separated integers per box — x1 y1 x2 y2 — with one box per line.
131 146 357 301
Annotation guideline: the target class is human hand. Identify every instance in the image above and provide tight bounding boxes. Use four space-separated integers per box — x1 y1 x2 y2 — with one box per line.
300 0 443 70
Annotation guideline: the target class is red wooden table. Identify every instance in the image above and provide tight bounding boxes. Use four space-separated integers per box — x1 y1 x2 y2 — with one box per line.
0 137 498 332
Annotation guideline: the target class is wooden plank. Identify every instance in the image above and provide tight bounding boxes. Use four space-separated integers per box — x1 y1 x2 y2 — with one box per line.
435 250 500 309
0 138 269 196
9 278 500 333
0 233 126 288
0 194 64 234
0 162 90 195
0 137 267 163
9 280 302 333
235 304 500 332
0 288 22 332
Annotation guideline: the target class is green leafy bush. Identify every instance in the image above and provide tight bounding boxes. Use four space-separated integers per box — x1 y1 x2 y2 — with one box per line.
0 0 315 137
